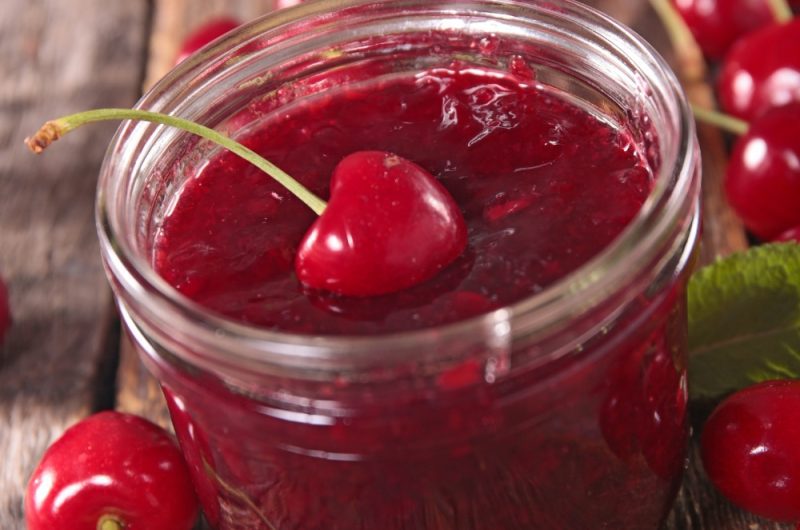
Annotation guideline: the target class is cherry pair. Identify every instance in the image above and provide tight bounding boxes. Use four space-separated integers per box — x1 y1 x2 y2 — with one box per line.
672 1 800 241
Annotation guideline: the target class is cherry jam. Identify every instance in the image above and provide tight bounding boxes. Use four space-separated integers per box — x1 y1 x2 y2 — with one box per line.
154 66 652 334
149 65 690 529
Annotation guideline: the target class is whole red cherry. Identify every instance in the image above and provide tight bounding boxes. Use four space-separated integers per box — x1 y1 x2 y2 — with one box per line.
701 380 800 523
671 0 775 60
295 151 467 297
718 18 800 121
724 102 800 240
26 411 198 530
176 17 240 64
0 275 10 345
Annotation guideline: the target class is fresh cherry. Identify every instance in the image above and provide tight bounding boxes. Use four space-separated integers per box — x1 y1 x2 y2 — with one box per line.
724 102 800 240
26 411 198 530
701 380 800 523
671 0 775 60
296 151 468 297
276 0 304 8
718 18 800 121
176 17 240 64
0 275 10 345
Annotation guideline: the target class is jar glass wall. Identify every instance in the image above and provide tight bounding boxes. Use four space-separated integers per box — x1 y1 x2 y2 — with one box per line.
98 1 700 528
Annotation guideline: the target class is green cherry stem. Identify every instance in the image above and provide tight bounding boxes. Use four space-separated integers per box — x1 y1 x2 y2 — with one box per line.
767 0 793 23
97 514 124 530
691 104 749 136
24 108 327 216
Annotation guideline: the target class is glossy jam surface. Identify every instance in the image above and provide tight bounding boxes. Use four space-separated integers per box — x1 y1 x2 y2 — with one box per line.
154 66 652 334
150 66 689 530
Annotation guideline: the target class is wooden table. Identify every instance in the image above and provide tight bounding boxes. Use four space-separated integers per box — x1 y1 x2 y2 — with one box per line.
0 1 790 529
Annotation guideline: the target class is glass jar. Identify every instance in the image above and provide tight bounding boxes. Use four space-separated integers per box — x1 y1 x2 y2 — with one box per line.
97 0 700 528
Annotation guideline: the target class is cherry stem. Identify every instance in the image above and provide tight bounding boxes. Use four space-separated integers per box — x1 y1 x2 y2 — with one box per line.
24 108 327 216
691 105 749 136
97 514 123 530
648 0 707 83
767 0 793 22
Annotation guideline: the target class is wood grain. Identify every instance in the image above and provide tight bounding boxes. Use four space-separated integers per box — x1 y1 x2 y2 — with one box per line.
0 1 148 528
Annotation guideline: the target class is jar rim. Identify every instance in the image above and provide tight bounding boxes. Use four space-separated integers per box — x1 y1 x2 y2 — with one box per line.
97 0 699 377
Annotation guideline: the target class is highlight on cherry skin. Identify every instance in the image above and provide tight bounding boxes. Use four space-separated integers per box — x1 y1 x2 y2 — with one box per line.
724 102 800 240
717 17 800 121
25 411 199 530
701 380 800 525
295 150 468 297
777 226 800 243
670 0 775 60
276 0 305 8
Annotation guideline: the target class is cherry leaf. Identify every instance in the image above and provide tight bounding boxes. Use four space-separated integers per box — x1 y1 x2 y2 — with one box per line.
689 243 800 402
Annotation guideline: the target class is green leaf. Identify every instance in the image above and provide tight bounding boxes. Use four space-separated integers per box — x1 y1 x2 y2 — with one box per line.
688 242 800 402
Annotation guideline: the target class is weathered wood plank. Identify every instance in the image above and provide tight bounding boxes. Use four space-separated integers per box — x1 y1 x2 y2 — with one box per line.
0 1 149 528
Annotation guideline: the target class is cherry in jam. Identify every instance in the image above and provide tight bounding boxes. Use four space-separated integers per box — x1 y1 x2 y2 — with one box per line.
154 65 687 530
155 66 652 334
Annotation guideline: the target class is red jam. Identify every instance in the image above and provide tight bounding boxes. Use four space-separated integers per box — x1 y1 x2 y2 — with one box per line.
154 66 652 334
153 65 689 529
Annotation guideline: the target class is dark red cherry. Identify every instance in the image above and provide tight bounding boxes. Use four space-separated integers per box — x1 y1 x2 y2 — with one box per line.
295 151 467 297
26 411 198 530
718 18 800 121
0 275 9 345
701 380 800 523
671 0 775 60
724 102 800 240
176 17 240 64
